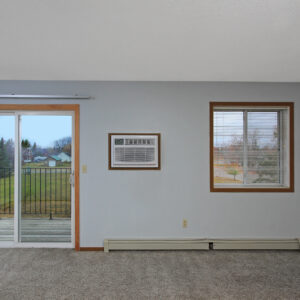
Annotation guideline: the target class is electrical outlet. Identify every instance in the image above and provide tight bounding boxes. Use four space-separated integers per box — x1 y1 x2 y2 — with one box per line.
182 219 188 228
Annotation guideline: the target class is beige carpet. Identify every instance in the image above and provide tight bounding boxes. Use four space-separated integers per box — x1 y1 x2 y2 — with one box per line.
0 249 299 299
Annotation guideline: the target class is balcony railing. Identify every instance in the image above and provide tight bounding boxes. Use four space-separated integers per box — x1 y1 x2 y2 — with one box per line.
0 168 71 218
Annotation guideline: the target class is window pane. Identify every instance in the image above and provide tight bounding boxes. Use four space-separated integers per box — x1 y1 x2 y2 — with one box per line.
0 116 15 241
214 111 244 184
247 112 280 184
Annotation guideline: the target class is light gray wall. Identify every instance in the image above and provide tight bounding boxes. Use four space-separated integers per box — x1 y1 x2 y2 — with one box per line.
0 81 299 246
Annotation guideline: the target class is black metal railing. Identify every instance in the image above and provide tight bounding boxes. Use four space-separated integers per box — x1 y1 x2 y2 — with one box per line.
0 167 71 218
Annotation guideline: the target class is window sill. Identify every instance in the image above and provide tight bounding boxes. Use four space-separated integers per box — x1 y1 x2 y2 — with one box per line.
211 186 294 193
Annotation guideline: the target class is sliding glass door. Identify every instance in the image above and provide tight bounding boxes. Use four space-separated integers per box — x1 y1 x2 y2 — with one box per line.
0 115 15 241
0 112 74 245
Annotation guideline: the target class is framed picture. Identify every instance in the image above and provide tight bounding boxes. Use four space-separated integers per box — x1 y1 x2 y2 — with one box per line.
108 133 161 170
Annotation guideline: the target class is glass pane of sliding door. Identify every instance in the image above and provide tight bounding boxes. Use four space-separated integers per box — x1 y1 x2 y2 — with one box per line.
0 116 15 241
20 115 72 242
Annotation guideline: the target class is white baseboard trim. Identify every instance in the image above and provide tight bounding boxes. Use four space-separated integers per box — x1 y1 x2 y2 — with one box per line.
104 238 300 252
104 239 209 252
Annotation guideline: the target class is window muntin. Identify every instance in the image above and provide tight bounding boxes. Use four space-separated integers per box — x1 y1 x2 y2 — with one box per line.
210 103 293 192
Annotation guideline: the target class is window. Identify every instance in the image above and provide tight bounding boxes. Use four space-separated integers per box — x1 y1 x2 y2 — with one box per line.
210 102 294 192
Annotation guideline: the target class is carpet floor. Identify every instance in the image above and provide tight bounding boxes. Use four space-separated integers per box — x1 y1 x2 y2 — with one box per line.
0 249 299 299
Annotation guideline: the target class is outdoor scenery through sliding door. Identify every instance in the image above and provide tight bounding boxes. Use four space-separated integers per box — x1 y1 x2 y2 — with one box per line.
20 115 72 242
0 113 73 244
0 115 15 241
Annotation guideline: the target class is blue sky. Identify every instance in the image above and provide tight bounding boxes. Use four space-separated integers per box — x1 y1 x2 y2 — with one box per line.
0 115 72 148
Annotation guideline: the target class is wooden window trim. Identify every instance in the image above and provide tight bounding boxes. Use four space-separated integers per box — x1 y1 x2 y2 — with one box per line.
0 104 80 249
210 102 294 193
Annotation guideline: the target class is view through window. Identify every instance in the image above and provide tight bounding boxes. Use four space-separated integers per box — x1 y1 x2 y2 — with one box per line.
210 103 293 192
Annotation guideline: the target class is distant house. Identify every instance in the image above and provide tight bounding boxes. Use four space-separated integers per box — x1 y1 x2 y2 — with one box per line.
57 152 71 162
23 148 33 161
46 155 62 167
33 156 47 162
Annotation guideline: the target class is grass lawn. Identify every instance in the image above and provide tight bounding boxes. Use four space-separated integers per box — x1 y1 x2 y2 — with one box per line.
23 162 71 168
0 169 71 217
214 176 243 184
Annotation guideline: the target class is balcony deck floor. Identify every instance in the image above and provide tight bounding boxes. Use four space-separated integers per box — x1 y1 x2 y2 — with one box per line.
0 218 71 242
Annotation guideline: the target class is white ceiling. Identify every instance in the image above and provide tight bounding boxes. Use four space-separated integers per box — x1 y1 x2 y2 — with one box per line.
1 0 300 82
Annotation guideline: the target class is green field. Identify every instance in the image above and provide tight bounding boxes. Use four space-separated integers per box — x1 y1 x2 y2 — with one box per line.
0 169 71 217
23 162 71 168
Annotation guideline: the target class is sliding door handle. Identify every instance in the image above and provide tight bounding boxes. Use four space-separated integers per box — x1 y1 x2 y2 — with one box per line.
69 171 75 186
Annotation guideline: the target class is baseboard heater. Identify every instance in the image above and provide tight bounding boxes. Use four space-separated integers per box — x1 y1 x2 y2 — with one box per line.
104 239 210 252
104 238 300 252
212 239 300 250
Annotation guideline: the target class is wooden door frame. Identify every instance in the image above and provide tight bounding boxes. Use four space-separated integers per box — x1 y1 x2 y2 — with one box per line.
0 104 80 250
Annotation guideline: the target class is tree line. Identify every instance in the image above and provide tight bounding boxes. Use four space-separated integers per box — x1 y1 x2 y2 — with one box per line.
0 138 14 177
0 136 71 177
215 128 279 183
